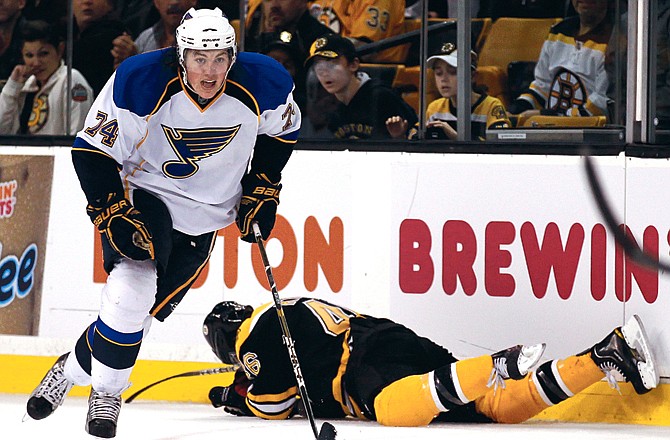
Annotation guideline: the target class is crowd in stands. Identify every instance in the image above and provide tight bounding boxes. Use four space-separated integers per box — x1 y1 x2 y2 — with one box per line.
0 0 650 139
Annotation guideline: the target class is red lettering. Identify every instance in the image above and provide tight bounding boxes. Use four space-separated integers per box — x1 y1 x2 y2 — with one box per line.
521 222 583 300
398 219 434 293
615 225 658 303
485 221 515 297
442 220 477 295
590 224 607 301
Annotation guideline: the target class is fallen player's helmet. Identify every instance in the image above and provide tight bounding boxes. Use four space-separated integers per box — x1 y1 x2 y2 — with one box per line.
175 7 237 73
203 301 253 366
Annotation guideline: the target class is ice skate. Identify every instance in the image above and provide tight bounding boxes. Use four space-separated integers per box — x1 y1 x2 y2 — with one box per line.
86 389 122 438
488 343 546 390
590 314 659 394
26 353 74 420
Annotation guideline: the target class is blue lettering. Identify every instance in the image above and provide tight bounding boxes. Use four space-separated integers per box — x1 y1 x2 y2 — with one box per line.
0 242 38 307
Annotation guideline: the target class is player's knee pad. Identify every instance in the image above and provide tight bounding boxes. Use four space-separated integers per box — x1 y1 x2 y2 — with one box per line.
100 259 157 333
373 374 440 427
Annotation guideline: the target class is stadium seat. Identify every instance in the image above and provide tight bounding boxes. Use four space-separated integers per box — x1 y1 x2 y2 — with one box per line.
476 17 561 106
359 63 404 88
516 115 607 128
393 65 440 114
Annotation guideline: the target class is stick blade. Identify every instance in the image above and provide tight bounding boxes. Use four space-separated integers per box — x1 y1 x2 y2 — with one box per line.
318 422 337 440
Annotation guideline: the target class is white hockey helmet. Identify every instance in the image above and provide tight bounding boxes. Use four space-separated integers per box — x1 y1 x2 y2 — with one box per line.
175 7 237 69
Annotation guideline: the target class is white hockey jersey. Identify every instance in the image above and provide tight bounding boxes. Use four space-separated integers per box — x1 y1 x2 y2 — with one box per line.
0 62 93 135
517 15 612 117
73 49 300 236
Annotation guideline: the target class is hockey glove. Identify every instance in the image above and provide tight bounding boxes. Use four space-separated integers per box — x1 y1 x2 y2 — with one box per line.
209 371 253 416
236 173 281 243
87 193 155 261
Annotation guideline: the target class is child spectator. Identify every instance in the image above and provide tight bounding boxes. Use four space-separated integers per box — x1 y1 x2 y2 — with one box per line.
0 20 93 135
390 42 510 141
305 33 417 139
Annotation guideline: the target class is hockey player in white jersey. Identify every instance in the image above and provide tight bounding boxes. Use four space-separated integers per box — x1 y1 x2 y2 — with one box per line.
25 7 300 438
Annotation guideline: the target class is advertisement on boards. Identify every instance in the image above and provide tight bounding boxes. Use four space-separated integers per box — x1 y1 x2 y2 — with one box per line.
389 155 670 378
0 154 54 335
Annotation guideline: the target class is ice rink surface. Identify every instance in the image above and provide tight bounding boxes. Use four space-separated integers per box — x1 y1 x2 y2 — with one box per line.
3 394 670 440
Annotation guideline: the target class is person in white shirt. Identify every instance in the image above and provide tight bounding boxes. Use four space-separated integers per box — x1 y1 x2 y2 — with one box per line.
0 19 93 135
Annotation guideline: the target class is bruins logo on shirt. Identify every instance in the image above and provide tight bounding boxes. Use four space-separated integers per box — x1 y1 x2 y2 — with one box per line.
491 104 507 120
162 124 241 179
312 3 341 34
28 94 49 132
549 68 586 115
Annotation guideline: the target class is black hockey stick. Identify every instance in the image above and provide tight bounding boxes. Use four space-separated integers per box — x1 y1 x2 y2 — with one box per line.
125 366 237 403
252 223 337 440
583 152 670 273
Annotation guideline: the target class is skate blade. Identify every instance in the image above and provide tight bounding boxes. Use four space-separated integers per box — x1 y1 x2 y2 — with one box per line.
621 315 660 390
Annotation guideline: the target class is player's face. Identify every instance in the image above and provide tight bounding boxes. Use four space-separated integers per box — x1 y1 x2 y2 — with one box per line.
313 56 356 97
432 59 458 100
263 0 306 31
22 40 63 84
184 49 232 99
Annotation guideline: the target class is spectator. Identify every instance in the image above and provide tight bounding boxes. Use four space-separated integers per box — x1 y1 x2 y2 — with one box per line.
135 0 197 53
299 66 338 138
245 0 333 111
72 0 135 96
305 33 417 139
507 0 614 119
260 30 302 77
393 42 510 141
0 20 94 135
0 0 26 86
245 0 333 61
309 0 406 63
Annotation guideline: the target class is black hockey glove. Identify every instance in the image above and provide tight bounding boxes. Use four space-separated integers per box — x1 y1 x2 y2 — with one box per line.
86 193 154 261
209 371 253 416
236 173 281 243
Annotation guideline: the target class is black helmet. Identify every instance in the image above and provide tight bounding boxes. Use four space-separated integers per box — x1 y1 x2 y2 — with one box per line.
203 301 253 365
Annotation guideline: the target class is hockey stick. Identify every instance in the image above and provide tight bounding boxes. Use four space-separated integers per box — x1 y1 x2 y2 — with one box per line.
583 152 670 273
125 366 237 403
252 223 337 440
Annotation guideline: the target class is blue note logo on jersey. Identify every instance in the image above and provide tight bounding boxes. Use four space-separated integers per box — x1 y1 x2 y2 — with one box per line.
162 125 241 179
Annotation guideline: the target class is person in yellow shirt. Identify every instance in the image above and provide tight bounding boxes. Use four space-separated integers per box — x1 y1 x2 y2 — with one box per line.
389 43 511 141
309 0 406 63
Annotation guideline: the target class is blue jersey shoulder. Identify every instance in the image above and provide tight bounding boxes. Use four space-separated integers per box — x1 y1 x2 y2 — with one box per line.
113 48 180 117
228 52 295 113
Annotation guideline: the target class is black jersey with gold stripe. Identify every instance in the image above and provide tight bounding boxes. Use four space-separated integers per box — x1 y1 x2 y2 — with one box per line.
235 298 361 419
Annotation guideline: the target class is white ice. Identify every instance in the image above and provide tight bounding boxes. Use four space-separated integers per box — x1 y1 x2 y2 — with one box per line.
2 393 669 440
